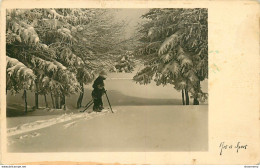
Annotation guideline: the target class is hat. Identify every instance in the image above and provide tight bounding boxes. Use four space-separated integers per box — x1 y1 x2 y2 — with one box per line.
99 70 108 78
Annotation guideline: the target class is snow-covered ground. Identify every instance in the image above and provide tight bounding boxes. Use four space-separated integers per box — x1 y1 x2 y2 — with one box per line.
7 106 207 152
6 71 208 152
7 109 113 137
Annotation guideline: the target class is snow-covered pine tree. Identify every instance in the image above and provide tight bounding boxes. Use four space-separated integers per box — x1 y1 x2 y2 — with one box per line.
133 8 208 105
6 56 36 112
6 9 129 110
114 51 136 73
6 9 84 109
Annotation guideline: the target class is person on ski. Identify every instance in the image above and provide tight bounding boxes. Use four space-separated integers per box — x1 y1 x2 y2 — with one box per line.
91 70 107 112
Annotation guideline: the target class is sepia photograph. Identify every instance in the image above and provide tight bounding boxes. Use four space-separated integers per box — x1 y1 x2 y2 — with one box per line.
5 8 208 152
1 0 259 165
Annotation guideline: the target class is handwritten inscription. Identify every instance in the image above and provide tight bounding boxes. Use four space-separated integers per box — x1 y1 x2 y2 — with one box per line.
219 142 248 155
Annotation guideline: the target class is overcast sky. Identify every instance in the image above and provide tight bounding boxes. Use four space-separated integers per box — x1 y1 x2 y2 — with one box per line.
114 9 149 38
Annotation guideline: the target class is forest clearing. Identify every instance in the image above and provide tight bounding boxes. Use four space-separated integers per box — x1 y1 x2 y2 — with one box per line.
6 8 208 152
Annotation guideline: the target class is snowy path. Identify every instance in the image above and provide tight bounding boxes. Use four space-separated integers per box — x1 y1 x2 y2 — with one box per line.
7 109 113 137
7 105 208 152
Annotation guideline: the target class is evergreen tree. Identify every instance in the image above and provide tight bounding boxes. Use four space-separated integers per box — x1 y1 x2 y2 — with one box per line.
133 8 208 105
6 9 128 111
114 51 136 73
6 56 36 112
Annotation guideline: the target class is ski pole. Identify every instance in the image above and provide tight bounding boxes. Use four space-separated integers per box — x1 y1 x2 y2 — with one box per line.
104 90 114 113
80 101 94 113
84 99 93 108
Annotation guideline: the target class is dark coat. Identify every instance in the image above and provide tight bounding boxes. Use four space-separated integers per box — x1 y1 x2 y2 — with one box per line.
92 76 106 99
92 76 105 90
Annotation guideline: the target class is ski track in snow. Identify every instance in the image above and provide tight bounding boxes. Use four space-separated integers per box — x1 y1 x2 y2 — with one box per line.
7 109 115 137
63 121 77 128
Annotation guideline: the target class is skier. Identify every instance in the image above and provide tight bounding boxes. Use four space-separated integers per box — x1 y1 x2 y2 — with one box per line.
91 70 107 112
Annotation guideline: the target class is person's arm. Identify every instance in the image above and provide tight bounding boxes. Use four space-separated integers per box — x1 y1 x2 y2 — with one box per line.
92 90 98 99
97 84 105 91
92 78 98 89
98 80 105 93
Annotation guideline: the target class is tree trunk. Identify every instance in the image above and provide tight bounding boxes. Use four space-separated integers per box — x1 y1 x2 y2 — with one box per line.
55 95 60 109
193 98 199 105
60 95 62 109
44 94 48 108
77 82 84 108
77 93 83 108
193 81 200 105
35 82 39 109
181 89 185 105
60 94 66 110
50 93 55 108
24 90 27 113
63 95 66 110
185 89 189 105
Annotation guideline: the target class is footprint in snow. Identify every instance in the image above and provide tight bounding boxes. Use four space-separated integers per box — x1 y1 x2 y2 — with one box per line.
17 132 40 139
17 134 28 139
31 132 40 137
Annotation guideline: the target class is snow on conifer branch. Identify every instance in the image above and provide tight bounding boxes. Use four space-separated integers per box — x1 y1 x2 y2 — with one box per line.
6 56 36 93
134 8 208 105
